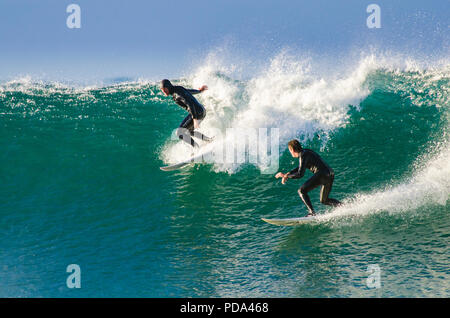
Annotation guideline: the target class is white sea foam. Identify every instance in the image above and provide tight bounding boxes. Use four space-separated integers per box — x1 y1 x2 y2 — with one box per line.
163 50 450 171
161 52 379 172
161 49 449 217
318 140 450 222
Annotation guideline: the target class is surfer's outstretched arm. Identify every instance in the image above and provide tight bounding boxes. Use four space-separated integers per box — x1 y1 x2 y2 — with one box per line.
275 171 293 184
286 167 301 179
187 85 208 95
286 158 306 179
275 152 306 184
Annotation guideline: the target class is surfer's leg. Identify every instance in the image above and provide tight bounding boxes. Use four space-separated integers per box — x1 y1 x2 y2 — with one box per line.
191 118 211 141
319 174 341 207
191 112 213 142
298 173 322 216
192 130 213 142
177 115 199 148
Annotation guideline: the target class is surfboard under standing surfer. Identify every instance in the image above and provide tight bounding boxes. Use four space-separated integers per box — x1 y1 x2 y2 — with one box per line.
160 79 213 148
275 139 342 216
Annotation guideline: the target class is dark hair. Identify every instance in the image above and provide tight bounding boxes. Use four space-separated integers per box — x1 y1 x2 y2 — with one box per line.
161 79 174 94
288 139 302 153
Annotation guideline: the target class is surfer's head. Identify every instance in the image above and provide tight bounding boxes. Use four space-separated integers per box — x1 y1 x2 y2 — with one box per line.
288 139 302 157
160 79 174 96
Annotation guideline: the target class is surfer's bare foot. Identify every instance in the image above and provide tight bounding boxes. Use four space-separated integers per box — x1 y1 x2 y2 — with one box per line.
307 211 316 217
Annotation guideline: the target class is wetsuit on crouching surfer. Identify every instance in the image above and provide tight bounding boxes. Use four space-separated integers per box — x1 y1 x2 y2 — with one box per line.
160 79 212 148
275 139 342 216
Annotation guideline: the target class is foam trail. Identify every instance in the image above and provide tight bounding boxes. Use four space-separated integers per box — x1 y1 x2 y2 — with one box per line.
318 142 450 222
312 59 450 222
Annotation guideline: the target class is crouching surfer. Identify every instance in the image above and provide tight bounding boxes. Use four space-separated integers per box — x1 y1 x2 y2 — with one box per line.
160 79 212 148
275 139 341 216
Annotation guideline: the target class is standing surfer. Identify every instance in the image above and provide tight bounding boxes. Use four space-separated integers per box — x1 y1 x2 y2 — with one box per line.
275 139 341 216
160 79 212 148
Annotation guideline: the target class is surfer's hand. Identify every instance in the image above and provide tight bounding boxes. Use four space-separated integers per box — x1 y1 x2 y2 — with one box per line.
199 85 208 92
281 176 288 184
275 172 285 179
193 119 199 129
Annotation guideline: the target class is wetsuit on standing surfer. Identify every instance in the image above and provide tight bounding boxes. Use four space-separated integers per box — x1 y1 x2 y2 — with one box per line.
160 79 212 148
275 139 341 216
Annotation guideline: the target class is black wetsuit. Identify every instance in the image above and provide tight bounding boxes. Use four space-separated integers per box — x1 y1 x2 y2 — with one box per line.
287 148 341 215
161 79 210 148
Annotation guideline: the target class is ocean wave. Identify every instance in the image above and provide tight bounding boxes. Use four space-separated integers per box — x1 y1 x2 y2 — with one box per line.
161 51 449 173
1 52 449 218
315 139 450 223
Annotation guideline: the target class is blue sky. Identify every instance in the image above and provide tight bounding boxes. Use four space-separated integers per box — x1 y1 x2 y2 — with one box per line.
0 0 448 82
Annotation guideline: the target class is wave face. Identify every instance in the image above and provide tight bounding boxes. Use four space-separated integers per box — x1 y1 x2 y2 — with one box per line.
0 53 449 297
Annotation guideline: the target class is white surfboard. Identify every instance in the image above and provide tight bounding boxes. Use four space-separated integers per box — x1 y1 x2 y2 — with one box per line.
261 216 318 226
160 140 216 172
160 150 212 171
159 158 195 171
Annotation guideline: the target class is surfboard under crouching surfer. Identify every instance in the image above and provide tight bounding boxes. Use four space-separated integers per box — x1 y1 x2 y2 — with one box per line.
160 79 212 148
275 139 342 216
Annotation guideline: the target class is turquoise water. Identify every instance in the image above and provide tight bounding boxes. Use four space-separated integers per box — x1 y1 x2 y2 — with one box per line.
0 56 449 297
